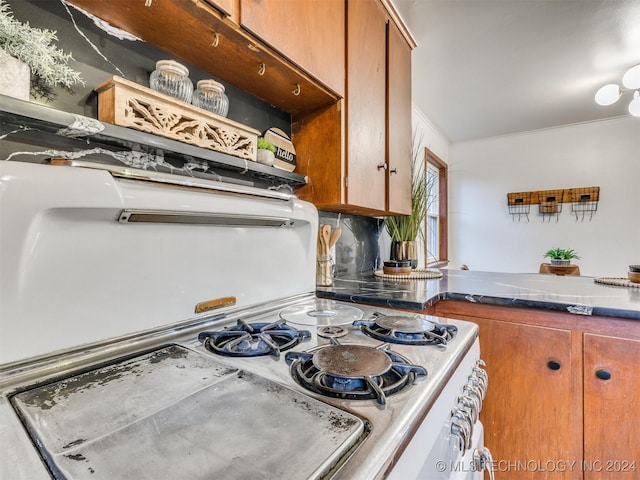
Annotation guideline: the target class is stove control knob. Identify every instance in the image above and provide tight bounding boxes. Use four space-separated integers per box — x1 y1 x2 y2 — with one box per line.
451 408 473 451
473 366 489 390
451 424 466 454
469 362 489 398
451 420 470 455
463 384 483 413
458 395 479 424
468 377 487 400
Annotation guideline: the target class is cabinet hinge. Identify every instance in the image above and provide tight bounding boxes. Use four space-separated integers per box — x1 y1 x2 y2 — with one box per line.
344 176 348 188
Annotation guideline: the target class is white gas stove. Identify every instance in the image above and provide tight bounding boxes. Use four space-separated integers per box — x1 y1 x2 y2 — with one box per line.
0 161 492 479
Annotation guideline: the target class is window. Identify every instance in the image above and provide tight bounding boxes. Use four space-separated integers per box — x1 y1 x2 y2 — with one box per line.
423 148 448 266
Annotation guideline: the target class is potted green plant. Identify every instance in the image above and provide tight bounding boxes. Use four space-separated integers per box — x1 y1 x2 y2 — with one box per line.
0 0 84 101
256 136 276 166
543 247 580 266
384 135 427 268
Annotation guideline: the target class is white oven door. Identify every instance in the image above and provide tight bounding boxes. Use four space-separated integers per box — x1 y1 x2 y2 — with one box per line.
387 339 493 480
450 422 489 480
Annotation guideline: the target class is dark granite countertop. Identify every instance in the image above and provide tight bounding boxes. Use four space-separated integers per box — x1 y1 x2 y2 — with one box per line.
316 269 640 321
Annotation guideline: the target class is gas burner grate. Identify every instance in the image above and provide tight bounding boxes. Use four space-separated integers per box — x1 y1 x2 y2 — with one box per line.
353 313 458 346
285 342 427 405
198 319 310 358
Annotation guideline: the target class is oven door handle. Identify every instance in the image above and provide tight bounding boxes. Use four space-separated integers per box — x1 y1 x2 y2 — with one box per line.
118 209 296 227
473 446 495 480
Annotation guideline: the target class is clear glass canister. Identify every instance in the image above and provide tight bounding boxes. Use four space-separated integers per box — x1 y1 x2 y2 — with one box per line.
149 60 193 103
192 79 229 117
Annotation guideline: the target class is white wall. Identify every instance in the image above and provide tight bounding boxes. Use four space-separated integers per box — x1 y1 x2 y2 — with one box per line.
446 116 640 277
413 106 450 163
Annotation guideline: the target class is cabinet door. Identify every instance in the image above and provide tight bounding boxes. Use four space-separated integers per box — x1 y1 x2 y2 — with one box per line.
471 318 581 480
240 0 345 96
386 19 411 215
346 0 387 213
584 334 640 480
204 0 239 21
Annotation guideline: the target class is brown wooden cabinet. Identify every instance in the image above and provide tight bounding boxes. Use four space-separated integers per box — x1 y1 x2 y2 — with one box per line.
583 334 640 480
204 0 239 21
469 318 581 480
239 0 345 96
294 0 414 216
66 0 413 216
386 19 412 214
345 0 388 213
432 300 640 480
67 0 338 115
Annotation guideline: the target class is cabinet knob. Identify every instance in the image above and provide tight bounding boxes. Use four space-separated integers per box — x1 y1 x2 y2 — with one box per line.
547 360 561 370
390 168 398 174
595 369 611 381
377 163 387 171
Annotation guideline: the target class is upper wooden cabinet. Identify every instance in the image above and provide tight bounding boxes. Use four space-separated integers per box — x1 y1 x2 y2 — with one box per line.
66 0 337 115
294 0 414 216
239 0 345 97
386 19 412 215
204 0 239 21
66 0 413 216
345 0 388 213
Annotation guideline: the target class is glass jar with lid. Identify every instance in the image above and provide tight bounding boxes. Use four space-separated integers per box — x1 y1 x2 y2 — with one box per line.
192 79 229 117
149 60 193 103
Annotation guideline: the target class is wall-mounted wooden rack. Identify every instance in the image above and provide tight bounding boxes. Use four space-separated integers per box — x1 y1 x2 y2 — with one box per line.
507 186 600 222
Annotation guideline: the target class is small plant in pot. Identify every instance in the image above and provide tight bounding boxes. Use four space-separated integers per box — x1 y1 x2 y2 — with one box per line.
629 265 640 284
256 137 276 166
543 247 580 266
384 151 427 269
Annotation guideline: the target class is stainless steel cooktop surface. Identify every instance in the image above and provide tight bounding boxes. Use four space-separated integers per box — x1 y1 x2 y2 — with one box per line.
12 344 365 480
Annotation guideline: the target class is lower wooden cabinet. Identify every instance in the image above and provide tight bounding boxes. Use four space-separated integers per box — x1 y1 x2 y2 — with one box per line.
469 318 581 479
432 301 640 480
583 334 640 480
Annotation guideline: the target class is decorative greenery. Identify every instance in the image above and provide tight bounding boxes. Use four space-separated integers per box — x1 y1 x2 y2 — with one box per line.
543 248 580 260
384 132 429 242
257 137 276 152
0 0 84 100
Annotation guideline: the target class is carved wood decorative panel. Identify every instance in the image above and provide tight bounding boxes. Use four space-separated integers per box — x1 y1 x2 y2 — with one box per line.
95 76 258 161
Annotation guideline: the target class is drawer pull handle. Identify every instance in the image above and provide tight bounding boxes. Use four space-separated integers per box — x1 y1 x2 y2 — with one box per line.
547 360 561 370
596 369 611 381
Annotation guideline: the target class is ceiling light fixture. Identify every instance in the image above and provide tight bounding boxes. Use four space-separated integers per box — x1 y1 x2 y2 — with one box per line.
595 64 640 116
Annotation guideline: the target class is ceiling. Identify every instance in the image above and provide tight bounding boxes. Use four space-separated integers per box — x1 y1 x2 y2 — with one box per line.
391 0 640 143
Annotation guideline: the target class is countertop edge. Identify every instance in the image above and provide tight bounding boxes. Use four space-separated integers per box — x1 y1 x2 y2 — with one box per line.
316 271 640 321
